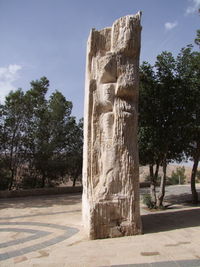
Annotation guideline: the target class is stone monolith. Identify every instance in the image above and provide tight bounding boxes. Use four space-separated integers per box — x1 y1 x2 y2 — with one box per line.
82 12 142 239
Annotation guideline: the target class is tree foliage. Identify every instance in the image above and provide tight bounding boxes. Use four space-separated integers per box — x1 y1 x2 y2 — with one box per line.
0 77 83 190
176 46 200 203
139 47 200 205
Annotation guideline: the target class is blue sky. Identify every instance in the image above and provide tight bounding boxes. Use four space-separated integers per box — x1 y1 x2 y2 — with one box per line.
0 0 199 119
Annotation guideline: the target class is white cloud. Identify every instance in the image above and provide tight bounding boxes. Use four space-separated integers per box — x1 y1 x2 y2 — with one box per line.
0 64 22 102
186 0 200 14
164 21 178 31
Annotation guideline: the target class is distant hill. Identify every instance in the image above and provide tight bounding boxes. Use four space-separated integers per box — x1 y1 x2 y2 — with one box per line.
139 164 196 183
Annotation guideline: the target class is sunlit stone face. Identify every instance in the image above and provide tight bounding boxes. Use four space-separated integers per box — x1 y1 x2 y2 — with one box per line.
82 12 142 239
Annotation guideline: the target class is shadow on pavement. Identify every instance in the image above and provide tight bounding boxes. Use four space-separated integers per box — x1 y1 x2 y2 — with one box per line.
0 193 82 209
142 207 200 234
165 191 200 206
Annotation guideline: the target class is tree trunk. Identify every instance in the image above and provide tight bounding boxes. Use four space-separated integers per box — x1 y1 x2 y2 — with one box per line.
149 164 156 204
72 177 76 187
191 142 200 204
8 169 15 191
41 174 46 188
157 158 167 207
154 161 160 181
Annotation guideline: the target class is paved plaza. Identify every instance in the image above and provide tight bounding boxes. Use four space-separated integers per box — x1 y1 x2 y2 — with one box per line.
0 185 200 266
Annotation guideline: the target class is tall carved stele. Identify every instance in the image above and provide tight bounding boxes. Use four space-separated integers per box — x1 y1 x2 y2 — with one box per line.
82 12 142 239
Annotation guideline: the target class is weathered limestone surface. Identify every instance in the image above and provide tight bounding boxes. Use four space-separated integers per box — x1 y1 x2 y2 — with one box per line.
82 12 142 239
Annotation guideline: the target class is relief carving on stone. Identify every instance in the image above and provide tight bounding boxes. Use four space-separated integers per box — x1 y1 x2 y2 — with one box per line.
82 12 142 239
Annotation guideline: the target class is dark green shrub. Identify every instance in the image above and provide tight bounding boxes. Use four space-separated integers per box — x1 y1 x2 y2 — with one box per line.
0 170 11 190
168 166 186 185
142 194 156 209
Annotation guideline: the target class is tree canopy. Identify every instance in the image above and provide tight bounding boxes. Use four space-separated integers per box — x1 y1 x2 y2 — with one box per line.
139 45 200 205
0 77 83 190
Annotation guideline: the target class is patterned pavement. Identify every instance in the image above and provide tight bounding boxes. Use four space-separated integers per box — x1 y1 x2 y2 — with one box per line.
0 221 78 261
0 186 200 266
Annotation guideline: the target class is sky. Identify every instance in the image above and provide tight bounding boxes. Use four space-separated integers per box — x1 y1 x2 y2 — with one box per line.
0 0 199 120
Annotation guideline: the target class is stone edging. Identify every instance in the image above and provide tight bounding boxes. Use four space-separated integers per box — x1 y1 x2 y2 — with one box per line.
0 183 157 198
0 186 82 198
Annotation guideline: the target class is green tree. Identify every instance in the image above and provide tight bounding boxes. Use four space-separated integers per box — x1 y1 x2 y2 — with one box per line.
22 77 50 187
65 118 83 186
0 89 26 189
176 46 200 203
139 52 188 207
139 62 161 204
169 166 186 185
0 76 83 190
23 78 76 187
194 9 200 48
0 105 11 190
154 51 187 206
195 29 200 48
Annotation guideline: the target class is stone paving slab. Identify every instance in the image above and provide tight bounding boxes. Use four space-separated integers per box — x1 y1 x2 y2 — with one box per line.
0 185 200 266
109 260 200 266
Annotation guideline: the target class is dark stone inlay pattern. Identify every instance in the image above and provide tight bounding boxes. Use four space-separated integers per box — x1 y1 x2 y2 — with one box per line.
0 221 79 261
0 221 72 230
0 209 81 221
0 228 51 248
107 259 200 266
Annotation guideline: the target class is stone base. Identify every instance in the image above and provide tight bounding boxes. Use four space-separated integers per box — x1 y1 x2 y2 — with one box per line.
84 198 142 239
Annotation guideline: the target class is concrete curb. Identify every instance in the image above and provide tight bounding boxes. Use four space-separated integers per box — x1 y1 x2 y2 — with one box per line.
0 186 82 198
